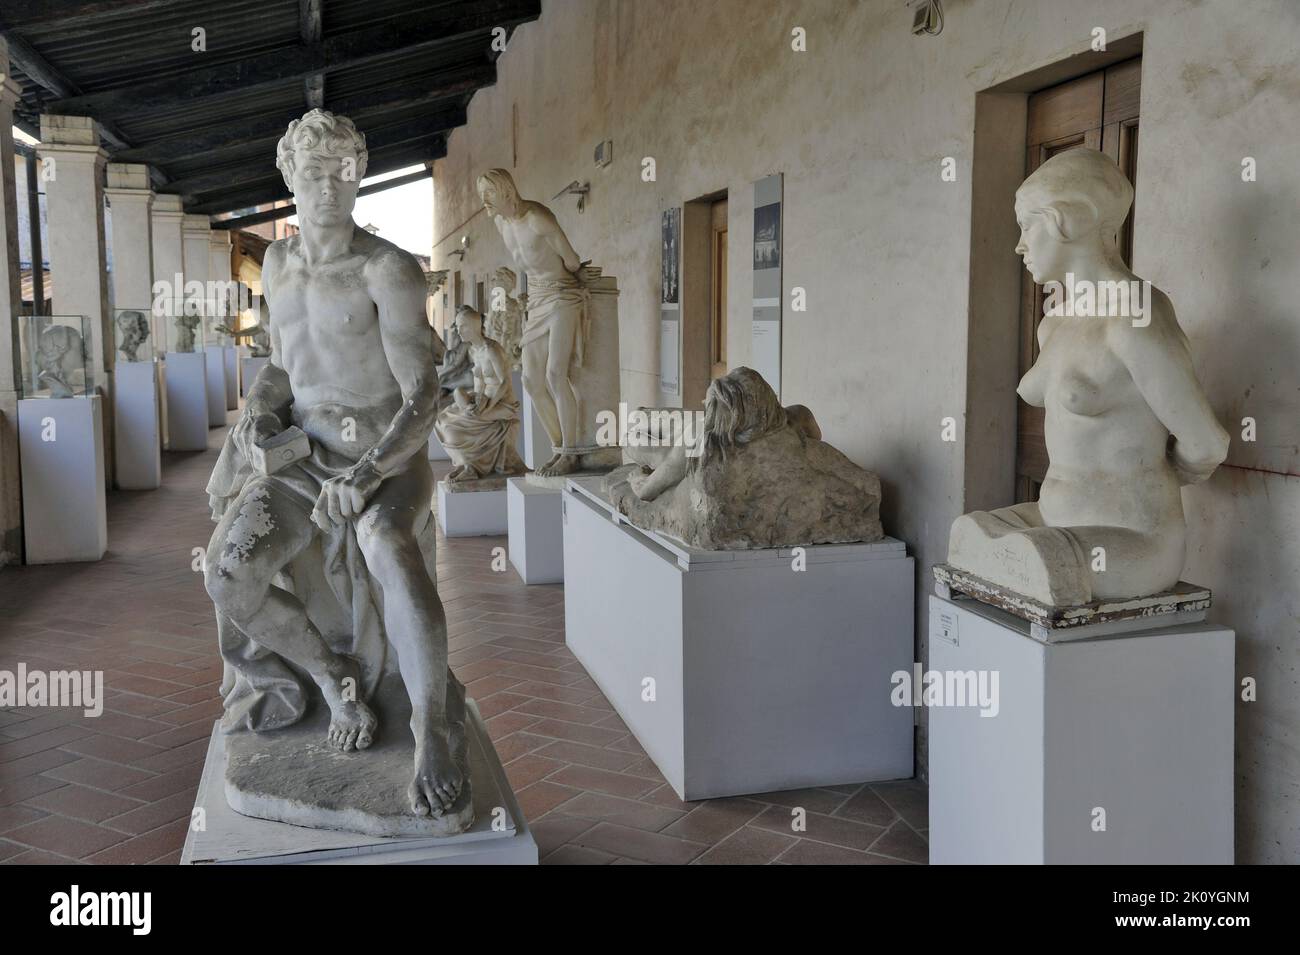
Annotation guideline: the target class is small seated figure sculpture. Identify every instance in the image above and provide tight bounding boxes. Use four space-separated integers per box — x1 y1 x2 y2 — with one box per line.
605 366 882 550
947 148 1229 606
174 312 202 353
435 322 474 414
434 305 526 483
116 310 151 362
36 324 84 398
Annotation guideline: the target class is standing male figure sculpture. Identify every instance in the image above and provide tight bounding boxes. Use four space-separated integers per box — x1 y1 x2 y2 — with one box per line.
478 168 597 477
204 109 467 828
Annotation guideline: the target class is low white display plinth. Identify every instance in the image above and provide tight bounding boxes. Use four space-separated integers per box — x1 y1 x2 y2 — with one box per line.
240 355 270 398
223 345 239 410
927 593 1234 864
18 395 107 564
562 477 915 801
520 387 549 470
181 701 537 865
427 429 450 461
113 361 162 490
436 480 508 537
204 344 226 426
507 477 563 584
165 352 209 451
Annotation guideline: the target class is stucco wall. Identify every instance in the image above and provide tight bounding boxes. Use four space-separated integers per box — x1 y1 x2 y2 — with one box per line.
431 0 1299 863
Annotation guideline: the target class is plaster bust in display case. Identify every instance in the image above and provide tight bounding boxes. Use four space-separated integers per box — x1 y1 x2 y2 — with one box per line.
35 323 86 398
115 310 152 362
946 148 1229 607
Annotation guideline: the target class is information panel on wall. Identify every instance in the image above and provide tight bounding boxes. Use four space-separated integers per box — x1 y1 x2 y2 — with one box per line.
659 206 681 395
751 174 783 399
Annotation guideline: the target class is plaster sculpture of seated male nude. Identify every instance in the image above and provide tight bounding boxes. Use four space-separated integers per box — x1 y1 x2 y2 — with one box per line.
947 148 1229 606
434 305 526 483
204 109 467 827
605 366 882 550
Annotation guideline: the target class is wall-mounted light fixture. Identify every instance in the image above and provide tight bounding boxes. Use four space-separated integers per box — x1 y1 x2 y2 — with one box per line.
909 0 943 36
553 180 590 214
448 235 469 260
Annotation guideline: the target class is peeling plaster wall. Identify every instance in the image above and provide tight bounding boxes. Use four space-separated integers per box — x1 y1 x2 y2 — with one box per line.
431 0 1299 862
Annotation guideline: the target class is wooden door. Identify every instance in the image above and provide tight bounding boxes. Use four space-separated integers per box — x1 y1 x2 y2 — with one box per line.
709 198 729 379
1015 57 1141 502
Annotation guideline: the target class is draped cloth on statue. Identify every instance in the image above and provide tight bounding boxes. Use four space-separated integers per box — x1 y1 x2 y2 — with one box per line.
433 342 525 477
522 274 590 367
206 423 437 733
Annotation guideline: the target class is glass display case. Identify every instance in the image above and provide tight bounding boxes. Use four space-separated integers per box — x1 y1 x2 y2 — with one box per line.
19 314 95 398
114 308 156 363
163 302 208 354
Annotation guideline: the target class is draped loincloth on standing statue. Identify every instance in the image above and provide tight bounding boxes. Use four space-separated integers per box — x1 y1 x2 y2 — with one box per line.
522 274 590 368
205 410 436 734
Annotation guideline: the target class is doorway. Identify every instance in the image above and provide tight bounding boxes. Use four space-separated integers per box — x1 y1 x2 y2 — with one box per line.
1015 57 1141 502
680 191 729 408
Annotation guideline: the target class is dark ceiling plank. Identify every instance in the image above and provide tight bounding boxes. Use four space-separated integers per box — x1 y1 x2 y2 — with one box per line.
109 67 491 165
186 140 446 215
0 31 132 150
47 0 540 119
161 110 464 196
211 167 433 230
0 0 174 30
300 0 324 109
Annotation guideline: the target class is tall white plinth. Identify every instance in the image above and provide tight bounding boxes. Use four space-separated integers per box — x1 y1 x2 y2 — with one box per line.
520 387 549 470
927 594 1235 864
181 701 537 865
165 352 209 451
240 355 270 399
223 345 239 409
204 345 226 426
18 396 107 563
562 478 915 801
113 361 162 489
436 481 508 537
507 477 563 584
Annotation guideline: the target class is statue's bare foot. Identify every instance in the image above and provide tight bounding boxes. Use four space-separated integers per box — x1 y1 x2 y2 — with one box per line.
321 657 377 752
447 464 476 483
408 729 465 817
537 452 561 473
536 453 580 477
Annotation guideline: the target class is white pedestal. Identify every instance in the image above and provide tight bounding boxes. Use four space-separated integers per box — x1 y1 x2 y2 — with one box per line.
507 477 563 584
223 345 239 410
18 396 107 564
240 355 270 399
181 701 537 865
427 429 450 461
165 352 209 451
520 387 549 470
436 481 508 537
113 360 162 490
204 345 226 426
927 594 1235 864
562 478 915 800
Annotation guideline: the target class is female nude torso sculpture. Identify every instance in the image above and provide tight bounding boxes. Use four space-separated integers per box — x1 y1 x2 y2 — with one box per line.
948 148 1229 605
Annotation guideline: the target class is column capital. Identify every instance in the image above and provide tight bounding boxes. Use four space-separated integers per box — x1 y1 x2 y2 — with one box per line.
152 194 185 218
208 229 233 249
106 163 155 194
182 213 212 236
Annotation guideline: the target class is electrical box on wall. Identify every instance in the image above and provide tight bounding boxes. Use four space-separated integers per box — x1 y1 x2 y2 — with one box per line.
594 139 613 167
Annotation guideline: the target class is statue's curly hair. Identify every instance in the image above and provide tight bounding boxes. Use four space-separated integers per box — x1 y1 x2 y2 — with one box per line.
691 367 789 473
275 109 368 190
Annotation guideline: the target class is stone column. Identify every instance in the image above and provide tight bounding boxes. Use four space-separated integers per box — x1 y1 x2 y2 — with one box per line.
38 113 114 484
38 114 112 392
183 213 225 426
0 40 25 564
151 194 185 353
104 163 155 313
208 228 238 408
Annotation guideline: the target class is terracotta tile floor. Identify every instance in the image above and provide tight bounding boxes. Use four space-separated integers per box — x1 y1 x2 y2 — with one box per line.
0 415 929 865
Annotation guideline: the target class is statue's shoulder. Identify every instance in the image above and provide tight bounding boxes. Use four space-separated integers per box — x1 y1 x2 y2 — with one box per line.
520 199 559 228
361 232 425 289
264 235 296 273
